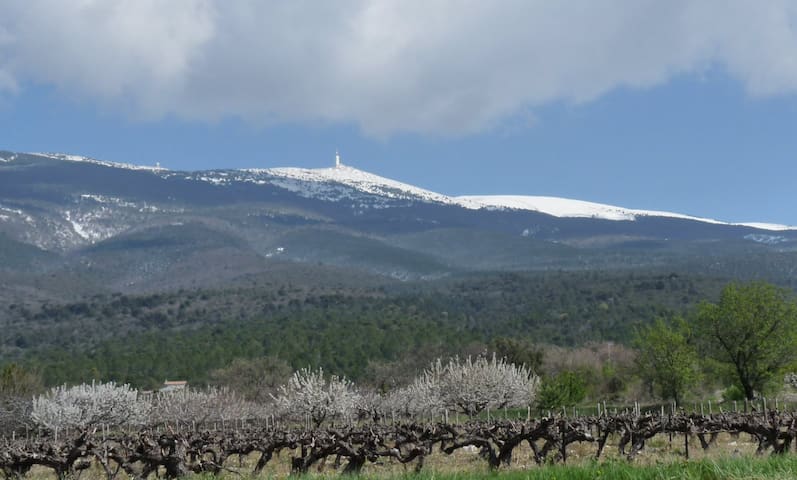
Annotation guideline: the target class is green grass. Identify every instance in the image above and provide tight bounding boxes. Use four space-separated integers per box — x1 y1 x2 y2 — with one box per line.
245 456 797 480
21 449 797 480
386 457 797 480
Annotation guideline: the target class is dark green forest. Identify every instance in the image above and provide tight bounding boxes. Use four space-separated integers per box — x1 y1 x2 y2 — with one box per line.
0 269 731 388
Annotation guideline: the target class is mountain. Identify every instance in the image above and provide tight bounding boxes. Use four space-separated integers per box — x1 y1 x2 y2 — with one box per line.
1 150 797 294
4 149 797 387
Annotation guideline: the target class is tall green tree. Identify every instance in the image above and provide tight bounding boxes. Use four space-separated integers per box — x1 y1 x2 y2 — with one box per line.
634 317 699 405
207 356 292 403
696 282 797 400
536 370 587 410
0 363 43 434
0 363 42 397
489 337 544 373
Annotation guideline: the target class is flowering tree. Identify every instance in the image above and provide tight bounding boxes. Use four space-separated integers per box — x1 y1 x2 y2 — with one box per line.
352 389 385 423
382 364 445 419
31 381 150 430
272 367 359 427
151 387 264 426
439 354 539 416
382 354 538 420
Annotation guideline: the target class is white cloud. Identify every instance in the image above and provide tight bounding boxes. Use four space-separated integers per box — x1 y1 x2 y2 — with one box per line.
1 0 797 135
0 0 214 103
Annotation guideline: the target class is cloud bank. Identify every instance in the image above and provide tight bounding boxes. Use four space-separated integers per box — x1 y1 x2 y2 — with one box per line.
2 0 797 136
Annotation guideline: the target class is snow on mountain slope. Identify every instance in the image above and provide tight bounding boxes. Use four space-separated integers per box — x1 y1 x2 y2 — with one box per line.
455 195 722 223
455 195 637 221
456 195 797 231
255 164 797 231
16 153 796 232
254 165 481 207
32 152 168 172
739 222 797 232
249 165 797 231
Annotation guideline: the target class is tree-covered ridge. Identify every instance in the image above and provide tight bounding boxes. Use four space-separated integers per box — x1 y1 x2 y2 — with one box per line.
29 299 471 387
0 270 732 388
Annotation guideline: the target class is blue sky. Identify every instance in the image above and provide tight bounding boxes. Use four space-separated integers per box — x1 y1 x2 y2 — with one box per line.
2 2 797 225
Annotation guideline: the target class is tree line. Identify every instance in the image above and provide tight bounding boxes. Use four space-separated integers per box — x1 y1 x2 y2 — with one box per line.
635 281 797 403
1 355 537 436
2 279 795 418
2 270 727 387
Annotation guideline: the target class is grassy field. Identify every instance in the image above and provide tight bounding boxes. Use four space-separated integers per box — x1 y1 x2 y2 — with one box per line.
186 436 793 480
172 456 797 480
369 457 797 480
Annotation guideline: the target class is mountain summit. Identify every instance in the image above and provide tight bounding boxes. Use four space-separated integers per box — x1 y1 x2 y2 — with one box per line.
5 150 794 230
1 150 796 290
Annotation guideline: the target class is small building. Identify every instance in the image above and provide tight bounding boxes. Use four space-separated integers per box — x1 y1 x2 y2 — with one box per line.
159 380 188 393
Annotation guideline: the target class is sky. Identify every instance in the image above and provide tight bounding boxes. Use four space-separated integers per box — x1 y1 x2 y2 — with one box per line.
1 1 797 225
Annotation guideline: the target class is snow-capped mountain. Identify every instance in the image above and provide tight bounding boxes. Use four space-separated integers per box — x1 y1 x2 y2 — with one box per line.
11 151 795 231
244 163 796 232
183 159 794 231
2 150 797 291
259 165 461 206
32 152 168 172
455 195 796 231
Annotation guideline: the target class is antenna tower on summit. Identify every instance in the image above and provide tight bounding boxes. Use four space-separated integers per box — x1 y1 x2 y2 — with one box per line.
335 150 341 168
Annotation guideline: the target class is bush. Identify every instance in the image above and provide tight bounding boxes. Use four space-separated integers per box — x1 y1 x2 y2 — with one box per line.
536 370 587 411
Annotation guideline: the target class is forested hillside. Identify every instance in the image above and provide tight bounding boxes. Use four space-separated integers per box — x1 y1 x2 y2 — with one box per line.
1 269 729 388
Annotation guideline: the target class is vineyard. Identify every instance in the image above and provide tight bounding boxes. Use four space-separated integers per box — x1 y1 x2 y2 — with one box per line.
4 347 797 478
3 410 797 478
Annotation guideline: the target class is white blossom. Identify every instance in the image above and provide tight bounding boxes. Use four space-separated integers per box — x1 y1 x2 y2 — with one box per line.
31 381 150 430
382 364 446 420
151 387 264 426
391 354 540 419
272 367 360 427
439 354 538 416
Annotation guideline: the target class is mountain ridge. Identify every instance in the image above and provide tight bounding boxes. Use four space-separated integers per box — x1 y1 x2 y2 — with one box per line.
14 151 793 231
2 149 797 292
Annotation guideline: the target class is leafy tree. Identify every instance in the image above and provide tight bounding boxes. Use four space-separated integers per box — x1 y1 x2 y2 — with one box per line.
208 356 292 403
696 282 797 400
0 364 43 434
634 317 699 405
489 337 544 373
0 363 43 397
536 371 587 411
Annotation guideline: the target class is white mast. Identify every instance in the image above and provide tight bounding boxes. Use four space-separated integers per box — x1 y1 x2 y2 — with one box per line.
335 150 341 168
